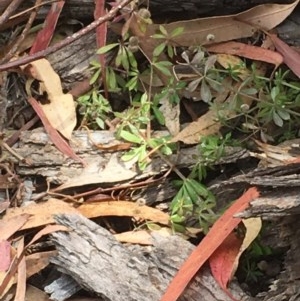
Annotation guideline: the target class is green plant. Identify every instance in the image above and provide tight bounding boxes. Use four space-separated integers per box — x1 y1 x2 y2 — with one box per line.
77 89 112 129
80 5 300 236
170 134 234 233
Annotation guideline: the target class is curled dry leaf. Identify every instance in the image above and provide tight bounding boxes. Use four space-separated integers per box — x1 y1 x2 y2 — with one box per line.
23 59 76 139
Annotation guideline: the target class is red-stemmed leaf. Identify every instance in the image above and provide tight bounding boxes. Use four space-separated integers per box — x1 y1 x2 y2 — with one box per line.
30 1 65 54
94 0 108 96
27 97 85 165
270 34 300 78
209 232 243 301
0 240 11 271
207 41 283 67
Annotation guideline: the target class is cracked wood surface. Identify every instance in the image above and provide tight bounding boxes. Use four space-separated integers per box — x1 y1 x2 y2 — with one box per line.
48 213 252 301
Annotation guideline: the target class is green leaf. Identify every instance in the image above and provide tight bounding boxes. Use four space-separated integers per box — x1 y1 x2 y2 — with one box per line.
277 109 290 121
96 117 105 129
242 87 258 95
187 78 202 93
200 80 212 102
171 27 184 37
89 69 101 85
183 181 198 202
106 68 117 90
153 61 172 76
151 34 165 39
127 50 138 69
153 42 166 57
152 106 165 125
167 45 174 58
273 110 283 127
90 60 101 68
121 52 130 71
161 145 173 156
120 130 143 144
97 43 119 54
121 148 140 162
159 25 168 36
188 179 209 197
125 76 138 91
271 86 280 101
171 214 186 223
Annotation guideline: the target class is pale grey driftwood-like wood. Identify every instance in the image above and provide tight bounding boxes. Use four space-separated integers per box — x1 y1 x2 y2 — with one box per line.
49 213 253 301
3 128 249 187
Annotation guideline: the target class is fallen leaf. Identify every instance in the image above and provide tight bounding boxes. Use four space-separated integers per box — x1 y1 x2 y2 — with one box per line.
94 0 108 96
160 187 259 301
77 201 170 225
145 0 299 47
30 1 65 54
55 153 136 190
171 107 222 144
24 59 76 139
27 97 84 164
159 95 180 136
234 218 262 270
209 233 242 301
269 34 300 78
1 198 169 230
208 41 283 68
25 285 50 301
1 199 79 230
209 217 262 301
0 214 30 240
0 241 11 271
114 230 153 245
15 237 26 301
0 200 9 214
26 251 57 279
26 224 69 247
172 79 232 144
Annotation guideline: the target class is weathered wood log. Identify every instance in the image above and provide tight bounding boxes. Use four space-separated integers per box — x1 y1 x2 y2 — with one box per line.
48 213 253 301
3 128 249 187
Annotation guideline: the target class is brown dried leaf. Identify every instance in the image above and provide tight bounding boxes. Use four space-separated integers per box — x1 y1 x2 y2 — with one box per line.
15 237 26 301
23 59 76 139
77 201 170 225
114 230 153 245
1 199 79 230
171 109 222 144
208 41 283 68
0 214 30 240
269 34 300 78
26 251 57 279
25 285 50 301
146 0 299 47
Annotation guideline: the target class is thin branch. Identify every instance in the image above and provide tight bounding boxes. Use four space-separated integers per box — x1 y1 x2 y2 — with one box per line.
0 0 24 27
0 0 134 71
1 0 42 63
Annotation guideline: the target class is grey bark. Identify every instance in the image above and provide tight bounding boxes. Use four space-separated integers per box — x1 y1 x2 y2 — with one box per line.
48 213 252 301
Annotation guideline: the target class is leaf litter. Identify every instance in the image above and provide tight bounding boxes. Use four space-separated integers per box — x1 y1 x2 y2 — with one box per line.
0 0 300 300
